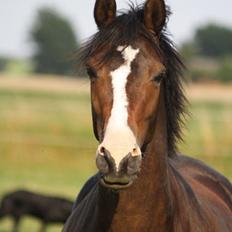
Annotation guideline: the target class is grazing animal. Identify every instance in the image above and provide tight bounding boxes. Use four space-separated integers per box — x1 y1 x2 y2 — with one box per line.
0 190 73 232
63 0 232 231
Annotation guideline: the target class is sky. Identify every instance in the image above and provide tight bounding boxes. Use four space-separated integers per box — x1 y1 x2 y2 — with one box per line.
0 0 231 58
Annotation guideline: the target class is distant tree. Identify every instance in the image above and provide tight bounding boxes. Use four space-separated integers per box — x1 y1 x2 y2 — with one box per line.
31 8 78 75
180 41 197 62
0 57 9 72
216 56 232 82
195 24 232 58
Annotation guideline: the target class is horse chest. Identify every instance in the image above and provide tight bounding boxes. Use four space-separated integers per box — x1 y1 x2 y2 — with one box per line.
108 204 169 232
109 214 169 232
109 213 151 232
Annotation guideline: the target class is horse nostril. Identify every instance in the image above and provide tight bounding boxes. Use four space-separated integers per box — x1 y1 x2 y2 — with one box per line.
100 146 105 155
96 154 109 174
127 155 142 175
96 147 115 174
132 147 141 157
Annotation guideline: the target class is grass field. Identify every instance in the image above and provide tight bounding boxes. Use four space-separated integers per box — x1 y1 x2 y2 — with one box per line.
0 75 231 231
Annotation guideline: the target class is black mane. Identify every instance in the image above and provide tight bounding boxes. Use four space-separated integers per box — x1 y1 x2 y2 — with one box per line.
78 5 187 156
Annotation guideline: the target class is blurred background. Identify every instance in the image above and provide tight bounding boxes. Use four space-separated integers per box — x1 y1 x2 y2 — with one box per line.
0 0 231 231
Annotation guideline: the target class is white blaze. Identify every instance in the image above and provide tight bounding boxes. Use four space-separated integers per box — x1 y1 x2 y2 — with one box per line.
98 45 141 170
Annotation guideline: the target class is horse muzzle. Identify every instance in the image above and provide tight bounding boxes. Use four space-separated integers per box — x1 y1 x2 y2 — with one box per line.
96 147 142 189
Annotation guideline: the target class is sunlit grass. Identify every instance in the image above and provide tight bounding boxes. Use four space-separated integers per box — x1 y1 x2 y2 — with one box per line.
179 101 232 178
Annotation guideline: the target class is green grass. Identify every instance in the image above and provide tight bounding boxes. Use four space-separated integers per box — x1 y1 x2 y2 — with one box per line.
179 101 232 178
0 87 231 231
0 89 97 232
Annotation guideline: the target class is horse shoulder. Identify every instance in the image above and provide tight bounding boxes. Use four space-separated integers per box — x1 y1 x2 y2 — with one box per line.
63 178 100 232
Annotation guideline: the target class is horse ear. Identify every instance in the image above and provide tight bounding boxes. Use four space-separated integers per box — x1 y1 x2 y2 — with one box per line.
144 0 166 35
94 0 117 29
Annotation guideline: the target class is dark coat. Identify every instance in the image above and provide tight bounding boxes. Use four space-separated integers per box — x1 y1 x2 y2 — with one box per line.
0 190 73 231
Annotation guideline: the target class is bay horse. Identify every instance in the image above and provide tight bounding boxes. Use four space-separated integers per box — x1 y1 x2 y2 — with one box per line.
63 0 232 231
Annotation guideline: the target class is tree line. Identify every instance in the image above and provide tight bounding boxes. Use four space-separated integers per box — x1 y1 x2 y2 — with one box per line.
181 24 232 82
0 7 232 82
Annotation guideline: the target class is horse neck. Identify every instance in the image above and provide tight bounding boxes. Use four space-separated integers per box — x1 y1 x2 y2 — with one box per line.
133 89 171 198
109 89 173 231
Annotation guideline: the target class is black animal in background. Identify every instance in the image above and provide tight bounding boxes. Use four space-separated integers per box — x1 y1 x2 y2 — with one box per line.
0 190 73 232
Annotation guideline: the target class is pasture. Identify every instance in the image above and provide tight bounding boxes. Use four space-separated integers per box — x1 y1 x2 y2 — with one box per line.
0 75 231 231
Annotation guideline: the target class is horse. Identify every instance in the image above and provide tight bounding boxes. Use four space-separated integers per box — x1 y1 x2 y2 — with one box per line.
63 0 232 231
0 190 73 232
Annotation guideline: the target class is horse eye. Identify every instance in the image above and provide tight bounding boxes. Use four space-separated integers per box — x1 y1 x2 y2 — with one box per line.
86 67 97 79
153 72 166 83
